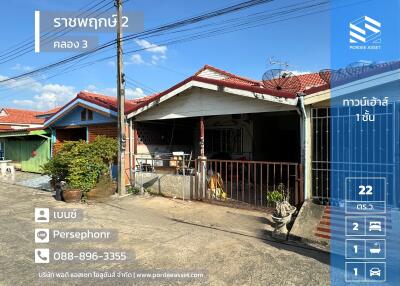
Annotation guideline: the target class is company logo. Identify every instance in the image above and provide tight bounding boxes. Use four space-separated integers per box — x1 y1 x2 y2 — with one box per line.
349 16 381 50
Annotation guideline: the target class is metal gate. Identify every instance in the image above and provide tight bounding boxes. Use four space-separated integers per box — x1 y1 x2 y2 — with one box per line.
196 159 304 209
311 104 399 206
311 107 331 204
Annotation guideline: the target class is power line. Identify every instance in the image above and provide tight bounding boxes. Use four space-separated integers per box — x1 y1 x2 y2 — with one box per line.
0 0 274 85
0 0 373 96
0 0 115 64
0 0 109 57
0 0 341 96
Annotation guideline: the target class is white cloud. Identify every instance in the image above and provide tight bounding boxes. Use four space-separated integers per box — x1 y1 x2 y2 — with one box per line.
107 60 115 67
130 54 144 65
11 63 33 72
101 87 145 99
150 54 167 65
2 75 76 111
135 39 167 55
126 87 145 99
289 70 311 76
86 84 97 91
11 99 34 106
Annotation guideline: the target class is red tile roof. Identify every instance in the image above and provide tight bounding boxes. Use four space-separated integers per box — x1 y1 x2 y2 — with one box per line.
0 125 13 131
304 61 400 95
0 108 45 124
59 65 326 116
296 73 327 92
195 64 261 86
43 62 400 122
38 106 62 116
194 64 326 94
76 91 159 113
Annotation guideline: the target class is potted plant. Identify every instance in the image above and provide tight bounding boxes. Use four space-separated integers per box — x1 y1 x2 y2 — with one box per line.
267 183 296 239
85 136 118 201
42 138 115 203
64 150 106 203
86 174 117 201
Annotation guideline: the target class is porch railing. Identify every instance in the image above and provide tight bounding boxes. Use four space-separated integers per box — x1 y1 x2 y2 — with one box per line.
199 159 303 208
132 155 304 209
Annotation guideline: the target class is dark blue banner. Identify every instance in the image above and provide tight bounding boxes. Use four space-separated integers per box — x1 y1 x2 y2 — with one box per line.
330 0 400 285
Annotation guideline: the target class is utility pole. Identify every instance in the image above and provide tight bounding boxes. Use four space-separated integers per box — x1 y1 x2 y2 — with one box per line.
116 0 126 195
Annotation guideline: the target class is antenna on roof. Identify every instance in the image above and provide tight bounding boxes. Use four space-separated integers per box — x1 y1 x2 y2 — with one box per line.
268 57 289 69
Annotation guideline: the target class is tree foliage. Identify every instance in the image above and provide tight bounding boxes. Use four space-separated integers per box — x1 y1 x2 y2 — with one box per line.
42 136 117 192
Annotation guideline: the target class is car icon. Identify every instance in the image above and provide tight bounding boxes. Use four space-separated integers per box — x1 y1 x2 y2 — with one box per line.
369 267 381 277
369 221 382 232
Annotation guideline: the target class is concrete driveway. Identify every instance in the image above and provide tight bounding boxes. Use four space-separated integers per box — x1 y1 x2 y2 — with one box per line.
0 181 329 286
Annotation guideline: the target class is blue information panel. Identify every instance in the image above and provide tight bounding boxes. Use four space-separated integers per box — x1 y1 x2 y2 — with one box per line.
330 0 400 285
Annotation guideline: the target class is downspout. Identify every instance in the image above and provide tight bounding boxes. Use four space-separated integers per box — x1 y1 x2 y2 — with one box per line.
129 119 133 186
49 127 55 158
297 93 308 200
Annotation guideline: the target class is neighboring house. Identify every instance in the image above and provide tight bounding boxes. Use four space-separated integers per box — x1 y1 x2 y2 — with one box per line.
0 108 45 130
0 108 58 172
43 91 154 153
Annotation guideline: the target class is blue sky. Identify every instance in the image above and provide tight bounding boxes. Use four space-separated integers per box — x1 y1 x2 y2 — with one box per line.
0 0 336 110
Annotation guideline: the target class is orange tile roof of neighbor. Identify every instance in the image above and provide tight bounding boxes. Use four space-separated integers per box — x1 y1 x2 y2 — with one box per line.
0 108 45 124
0 125 14 131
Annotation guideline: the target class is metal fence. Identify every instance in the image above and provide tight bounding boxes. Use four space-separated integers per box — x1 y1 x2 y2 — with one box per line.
201 159 303 208
133 154 304 209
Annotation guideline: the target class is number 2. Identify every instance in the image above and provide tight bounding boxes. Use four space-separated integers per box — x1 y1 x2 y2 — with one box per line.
359 185 373 195
353 222 359 231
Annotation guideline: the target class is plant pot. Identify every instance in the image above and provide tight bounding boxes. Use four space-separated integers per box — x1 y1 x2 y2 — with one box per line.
271 213 292 240
288 205 297 215
86 181 116 201
62 189 82 203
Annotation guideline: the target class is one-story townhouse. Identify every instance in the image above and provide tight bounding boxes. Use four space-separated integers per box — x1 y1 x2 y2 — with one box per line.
121 63 400 209
121 64 327 207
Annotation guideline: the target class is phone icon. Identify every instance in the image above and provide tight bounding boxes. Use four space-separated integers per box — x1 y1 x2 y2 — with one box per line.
35 249 50 264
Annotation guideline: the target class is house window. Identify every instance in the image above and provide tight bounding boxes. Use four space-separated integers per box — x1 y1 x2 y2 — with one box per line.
81 109 94 121
81 109 86 121
87 109 93 120
205 128 242 154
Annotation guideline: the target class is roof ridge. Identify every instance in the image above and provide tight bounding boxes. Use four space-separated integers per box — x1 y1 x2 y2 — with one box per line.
3 107 43 113
195 64 261 85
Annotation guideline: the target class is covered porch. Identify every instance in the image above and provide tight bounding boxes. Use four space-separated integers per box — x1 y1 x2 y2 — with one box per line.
125 77 305 209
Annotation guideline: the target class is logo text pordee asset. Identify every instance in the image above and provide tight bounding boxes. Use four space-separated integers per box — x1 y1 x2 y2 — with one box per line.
349 16 381 50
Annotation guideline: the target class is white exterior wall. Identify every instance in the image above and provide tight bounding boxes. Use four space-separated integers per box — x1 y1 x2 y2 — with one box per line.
135 88 296 122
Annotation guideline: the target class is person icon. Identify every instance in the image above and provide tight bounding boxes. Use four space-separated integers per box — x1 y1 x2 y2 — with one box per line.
35 208 49 223
37 210 46 220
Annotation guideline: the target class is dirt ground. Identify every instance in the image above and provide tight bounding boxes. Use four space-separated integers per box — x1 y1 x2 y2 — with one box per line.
0 180 329 286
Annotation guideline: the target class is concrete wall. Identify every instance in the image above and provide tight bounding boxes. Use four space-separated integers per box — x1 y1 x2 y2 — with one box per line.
135 172 196 200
